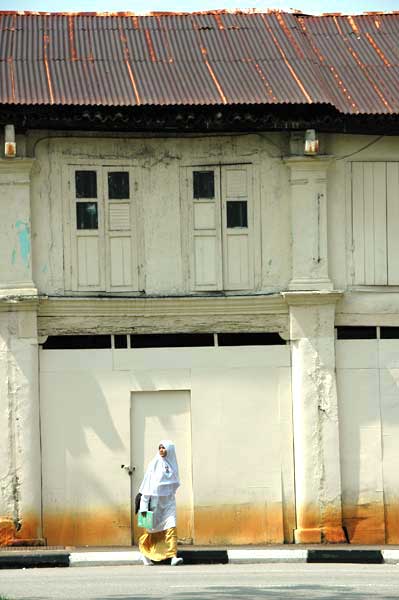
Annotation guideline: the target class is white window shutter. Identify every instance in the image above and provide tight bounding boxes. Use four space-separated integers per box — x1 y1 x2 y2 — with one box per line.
104 168 139 292
189 168 223 291
352 162 388 286
222 165 253 291
387 163 399 285
70 166 105 292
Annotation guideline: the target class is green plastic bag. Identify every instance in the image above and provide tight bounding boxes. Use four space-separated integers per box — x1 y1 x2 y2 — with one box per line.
138 511 153 529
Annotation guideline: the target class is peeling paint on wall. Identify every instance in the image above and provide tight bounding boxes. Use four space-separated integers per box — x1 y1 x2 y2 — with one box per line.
15 220 30 269
11 249 16 265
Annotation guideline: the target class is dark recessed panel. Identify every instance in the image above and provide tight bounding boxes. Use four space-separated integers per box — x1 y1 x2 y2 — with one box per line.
193 171 215 199
76 202 98 229
75 171 97 198
108 172 130 199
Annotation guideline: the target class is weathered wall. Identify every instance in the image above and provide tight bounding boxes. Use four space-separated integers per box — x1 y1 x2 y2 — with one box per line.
337 336 399 544
2 130 399 548
29 133 291 296
0 307 41 546
39 344 295 546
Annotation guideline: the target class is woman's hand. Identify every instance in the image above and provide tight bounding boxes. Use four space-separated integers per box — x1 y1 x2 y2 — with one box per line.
141 511 147 517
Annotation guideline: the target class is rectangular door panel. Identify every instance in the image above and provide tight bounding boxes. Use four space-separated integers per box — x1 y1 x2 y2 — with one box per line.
131 390 194 544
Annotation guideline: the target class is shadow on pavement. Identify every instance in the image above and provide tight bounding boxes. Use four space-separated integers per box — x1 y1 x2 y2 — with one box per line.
87 585 399 600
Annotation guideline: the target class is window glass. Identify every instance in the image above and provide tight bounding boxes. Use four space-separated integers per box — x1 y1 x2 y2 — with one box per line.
193 171 215 199
227 201 247 228
75 171 97 198
76 202 98 229
108 172 130 199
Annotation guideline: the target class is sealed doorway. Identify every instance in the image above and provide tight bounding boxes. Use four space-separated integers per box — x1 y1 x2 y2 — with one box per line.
131 390 194 544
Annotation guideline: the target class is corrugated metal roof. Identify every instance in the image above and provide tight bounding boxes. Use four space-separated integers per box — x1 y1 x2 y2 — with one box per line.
1 10 399 114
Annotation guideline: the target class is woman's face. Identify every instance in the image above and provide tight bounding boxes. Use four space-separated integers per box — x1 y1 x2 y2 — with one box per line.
159 444 167 457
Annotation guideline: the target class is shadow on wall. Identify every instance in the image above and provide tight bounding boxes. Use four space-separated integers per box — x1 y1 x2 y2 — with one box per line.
40 365 130 545
41 367 125 455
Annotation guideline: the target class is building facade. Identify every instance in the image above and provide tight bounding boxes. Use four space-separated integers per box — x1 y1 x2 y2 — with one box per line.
1 10 399 547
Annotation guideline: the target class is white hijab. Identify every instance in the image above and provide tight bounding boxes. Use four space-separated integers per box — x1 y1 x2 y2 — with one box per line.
139 440 180 497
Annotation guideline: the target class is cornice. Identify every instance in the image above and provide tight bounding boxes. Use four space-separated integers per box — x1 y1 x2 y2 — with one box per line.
38 294 288 318
282 291 343 306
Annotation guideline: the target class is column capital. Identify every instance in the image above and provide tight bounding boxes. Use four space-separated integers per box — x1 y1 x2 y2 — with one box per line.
0 159 36 184
0 288 39 311
282 290 343 307
283 155 335 172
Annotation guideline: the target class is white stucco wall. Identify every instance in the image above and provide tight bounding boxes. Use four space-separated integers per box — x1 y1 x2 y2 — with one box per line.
39 343 295 546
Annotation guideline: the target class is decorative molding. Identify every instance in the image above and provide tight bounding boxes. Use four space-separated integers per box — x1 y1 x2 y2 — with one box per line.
37 295 289 336
282 291 343 306
38 294 288 318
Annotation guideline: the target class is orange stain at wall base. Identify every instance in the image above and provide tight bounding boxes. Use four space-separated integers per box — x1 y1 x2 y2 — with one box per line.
342 503 386 544
193 503 285 545
44 509 131 547
0 513 42 547
385 502 399 544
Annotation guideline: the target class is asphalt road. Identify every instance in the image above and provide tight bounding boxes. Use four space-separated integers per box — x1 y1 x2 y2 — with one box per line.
1 563 399 600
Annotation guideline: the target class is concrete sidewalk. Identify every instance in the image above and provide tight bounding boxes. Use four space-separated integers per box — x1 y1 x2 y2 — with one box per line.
1 545 399 569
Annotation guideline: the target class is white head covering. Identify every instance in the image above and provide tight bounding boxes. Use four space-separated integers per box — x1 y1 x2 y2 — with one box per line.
139 440 180 497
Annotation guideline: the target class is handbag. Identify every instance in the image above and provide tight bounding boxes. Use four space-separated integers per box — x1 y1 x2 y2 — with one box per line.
138 511 154 529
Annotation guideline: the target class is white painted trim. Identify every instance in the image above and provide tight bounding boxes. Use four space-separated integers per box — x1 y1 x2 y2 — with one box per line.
382 550 399 564
227 549 307 563
69 551 142 567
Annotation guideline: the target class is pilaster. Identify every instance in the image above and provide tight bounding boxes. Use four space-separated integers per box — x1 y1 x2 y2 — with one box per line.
284 156 333 292
283 291 346 544
0 159 37 294
0 158 42 545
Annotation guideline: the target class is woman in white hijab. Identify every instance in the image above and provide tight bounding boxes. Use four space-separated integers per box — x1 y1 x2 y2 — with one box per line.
138 440 183 566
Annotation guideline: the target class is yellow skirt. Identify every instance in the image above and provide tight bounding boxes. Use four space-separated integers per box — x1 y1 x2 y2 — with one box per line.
139 527 177 562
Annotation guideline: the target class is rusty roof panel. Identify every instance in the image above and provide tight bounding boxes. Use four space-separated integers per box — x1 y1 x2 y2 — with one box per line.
1 10 399 113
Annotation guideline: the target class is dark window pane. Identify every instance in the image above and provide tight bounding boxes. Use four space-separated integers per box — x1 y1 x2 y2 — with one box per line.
193 171 215 199
75 171 97 198
42 335 111 349
336 326 377 340
76 202 98 229
108 172 130 199
380 327 399 339
218 332 285 346
131 333 214 348
114 335 128 348
227 201 247 228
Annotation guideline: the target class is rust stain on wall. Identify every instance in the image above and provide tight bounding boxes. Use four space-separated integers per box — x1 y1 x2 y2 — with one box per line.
0 513 41 547
342 502 386 544
0 518 16 547
384 502 399 544
194 503 285 545
295 503 346 543
44 509 131 546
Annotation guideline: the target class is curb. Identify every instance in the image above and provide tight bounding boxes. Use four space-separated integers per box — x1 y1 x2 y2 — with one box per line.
308 549 384 564
0 548 398 568
0 551 70 569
